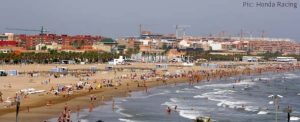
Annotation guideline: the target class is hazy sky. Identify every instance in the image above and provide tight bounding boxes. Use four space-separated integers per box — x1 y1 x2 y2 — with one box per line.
0 0 299 40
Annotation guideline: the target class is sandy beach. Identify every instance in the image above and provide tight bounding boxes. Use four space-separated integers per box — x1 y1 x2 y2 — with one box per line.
0 62 297 122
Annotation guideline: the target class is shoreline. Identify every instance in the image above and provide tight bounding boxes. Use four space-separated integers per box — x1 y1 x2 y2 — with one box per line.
0 62 298 122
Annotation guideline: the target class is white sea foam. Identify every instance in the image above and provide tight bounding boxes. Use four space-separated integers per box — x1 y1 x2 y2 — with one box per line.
119 118 137 122
216 99 247 109
115 105 133 118
175 90 184 93
290 116 300 121
176 88 196 93
193 95 207 99
131 90 170 99
170 97 180 103
195 81 255 90
285 73 300 79
244 106 259 112
294 111 300 114
79 119 89 122
269 101 274 104
257 111 268 115
178 110 200 120
194 89 259 112
182 88 195 91
161 101 176 106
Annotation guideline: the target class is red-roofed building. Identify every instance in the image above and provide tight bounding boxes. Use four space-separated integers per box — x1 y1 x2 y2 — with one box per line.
0 40 18 47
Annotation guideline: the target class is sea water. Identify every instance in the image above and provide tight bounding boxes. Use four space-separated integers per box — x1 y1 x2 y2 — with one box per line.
49 71 300 122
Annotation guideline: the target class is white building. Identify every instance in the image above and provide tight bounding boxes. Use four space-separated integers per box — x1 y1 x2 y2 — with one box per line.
35 43 46 50
0 49 13 53
36 42 62 51
242 56 262 62
275 57 297 62
108 56 125 65
4 33 14 40
178 39 190 48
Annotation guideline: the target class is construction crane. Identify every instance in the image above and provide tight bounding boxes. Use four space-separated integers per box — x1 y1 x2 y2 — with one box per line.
175 25 190 39
5 26 49 44
261 30 267 38
5 26 49 35
139 24 158 36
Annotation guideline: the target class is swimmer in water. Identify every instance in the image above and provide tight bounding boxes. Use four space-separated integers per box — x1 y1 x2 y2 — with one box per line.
166 107 171 114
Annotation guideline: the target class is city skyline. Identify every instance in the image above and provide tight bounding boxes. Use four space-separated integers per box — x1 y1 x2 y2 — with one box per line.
0 0 299 40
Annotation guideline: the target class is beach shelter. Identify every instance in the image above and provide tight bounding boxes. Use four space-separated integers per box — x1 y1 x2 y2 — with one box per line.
156 64 168 69
50 68 59 73
7 70 18 76
50 67 68 76
91 66 97 73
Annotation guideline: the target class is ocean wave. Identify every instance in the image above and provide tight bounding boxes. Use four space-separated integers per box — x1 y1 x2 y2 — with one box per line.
268 101 274 105
119 118 137 122
284 73 300 79
194 81 255 90
216 99 247 109
175 90 185 93
161 101 177 107
244 106 259 112
194 89 260 113
79 119 89 122
291 116 300 121
161 100 193 111
200 90 236 98
293 111 300 114
175 88 196 94
130 90 170 99
115 105 134 118
193 95 208 99
178 110 201 120
170 97 181 103
257 111 268 115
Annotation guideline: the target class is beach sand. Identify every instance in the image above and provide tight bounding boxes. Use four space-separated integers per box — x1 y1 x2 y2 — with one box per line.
0 62 295 122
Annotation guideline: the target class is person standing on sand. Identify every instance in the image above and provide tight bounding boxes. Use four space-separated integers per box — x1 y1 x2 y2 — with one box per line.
76 105 80 119
89 103 94 112
112 99 115 110
287 105 292 122
101 95 104 102
0 91 2 102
